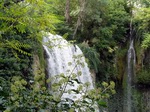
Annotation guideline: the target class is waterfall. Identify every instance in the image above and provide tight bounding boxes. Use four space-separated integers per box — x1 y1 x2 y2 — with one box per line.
126 39 136 112
43 33 98 111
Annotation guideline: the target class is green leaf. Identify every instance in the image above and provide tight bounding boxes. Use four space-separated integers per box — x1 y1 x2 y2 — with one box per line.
98 100 107 107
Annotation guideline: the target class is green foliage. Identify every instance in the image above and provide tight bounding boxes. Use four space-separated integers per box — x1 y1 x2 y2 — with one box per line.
2 0 150 111
0 77 10 110
142 33 150 49
3 76 51 112
134 4 150 49
132 89 143 112
0 47 32 78
78 42 100 73
134 7 150 30
54 0 131 81
0 0 59 35
0 1 60 110
2 56 115 112
0 0 61 78
136 69 150 85
5 40 31 57
0 0 60 58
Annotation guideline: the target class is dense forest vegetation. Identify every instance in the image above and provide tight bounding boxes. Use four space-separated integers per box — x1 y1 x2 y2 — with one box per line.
0 0 150 112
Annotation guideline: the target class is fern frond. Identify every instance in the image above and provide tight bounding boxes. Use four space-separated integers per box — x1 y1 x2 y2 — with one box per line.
5 40 32 56
78 43 100 72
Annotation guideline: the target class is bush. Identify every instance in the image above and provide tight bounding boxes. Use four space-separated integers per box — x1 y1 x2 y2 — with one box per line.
136 69 150 85
2 57 115 112
78 43 100 73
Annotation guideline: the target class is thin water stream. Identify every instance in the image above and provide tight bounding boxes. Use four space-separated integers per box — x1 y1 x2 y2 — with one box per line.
126 39 136 112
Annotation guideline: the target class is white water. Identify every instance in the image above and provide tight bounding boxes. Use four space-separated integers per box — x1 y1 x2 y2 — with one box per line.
126 39 136 112
43 33 98 111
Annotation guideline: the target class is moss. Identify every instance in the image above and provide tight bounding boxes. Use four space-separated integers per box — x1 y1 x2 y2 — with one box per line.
116 48 127 84
122 69 128 90
134 41 150 85
31 40 46 71
117 57 124 81
37 44 46 69
134 41 144 73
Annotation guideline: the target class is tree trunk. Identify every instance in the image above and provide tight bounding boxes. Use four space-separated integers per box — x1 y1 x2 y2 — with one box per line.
72 0 86 39
65 0 71 23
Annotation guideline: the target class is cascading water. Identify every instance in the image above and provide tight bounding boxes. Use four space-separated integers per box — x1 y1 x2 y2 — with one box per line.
125 39 136 112
43 33 98 111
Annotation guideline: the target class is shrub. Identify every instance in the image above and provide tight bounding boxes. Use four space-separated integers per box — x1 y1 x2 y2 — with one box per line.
136 69 150 85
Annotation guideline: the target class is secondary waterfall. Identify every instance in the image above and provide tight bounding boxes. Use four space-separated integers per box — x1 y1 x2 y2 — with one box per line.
43 33 98 111
126 39 136 112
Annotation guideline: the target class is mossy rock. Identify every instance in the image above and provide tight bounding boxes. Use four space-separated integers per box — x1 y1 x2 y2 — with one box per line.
116 48 127 83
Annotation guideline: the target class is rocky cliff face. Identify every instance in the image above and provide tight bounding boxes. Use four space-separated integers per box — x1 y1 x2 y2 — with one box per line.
108 40 150 112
